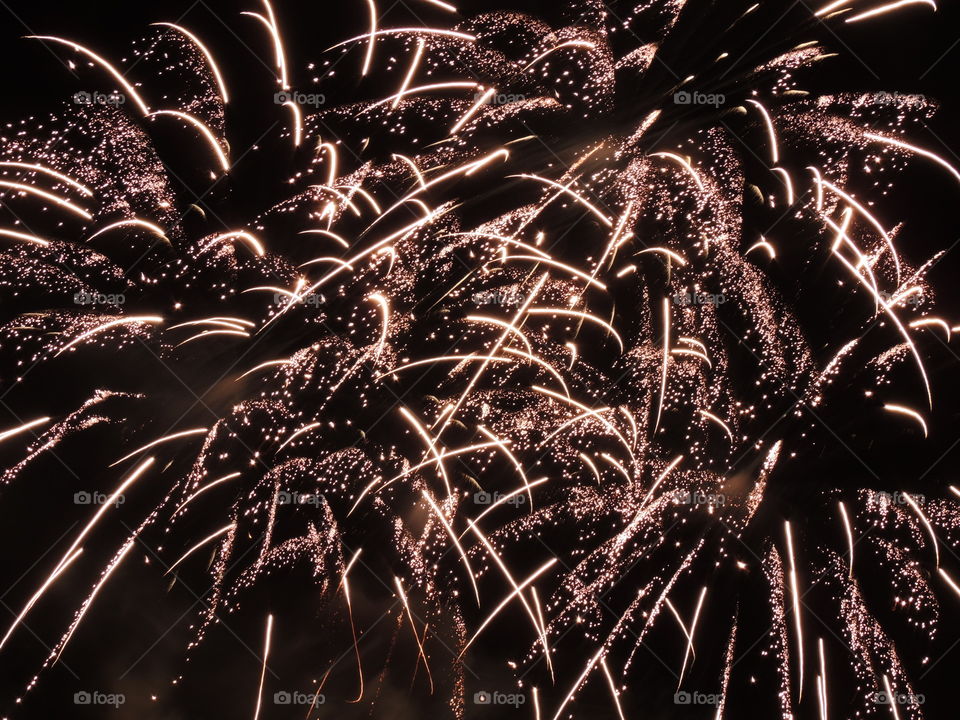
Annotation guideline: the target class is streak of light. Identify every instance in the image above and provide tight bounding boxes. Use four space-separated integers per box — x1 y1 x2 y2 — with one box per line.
56 316 164 357
883 403 928 437
152 23 229 102
27 36 151 115
165 523 234 575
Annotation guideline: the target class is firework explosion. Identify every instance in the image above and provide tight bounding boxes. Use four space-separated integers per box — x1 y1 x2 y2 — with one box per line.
0 0 958 717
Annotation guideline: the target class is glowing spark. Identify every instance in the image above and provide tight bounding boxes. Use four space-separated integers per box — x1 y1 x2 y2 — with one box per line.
847 0 936 23
0 179 91 219
149 110 230 172
109 428 207 467
654 298 670 435
747 237 777 259
746 99 779 164
838 501 855 578
699 410 733 441
361 0 377 75
393 577 434 692
650 152 705 191
27 36 151 115
864 132 960 185
252 614 273 720
165 523 234 575
785 521 805 700
203 231 265 256
883 403 928 437
600 657 627 720
152 23 229 102
0 161 93 196
56 316 164 357
0 416 50 443
393 39 425 109
88 218 168 243
903 491 939 568
282 101 302 146
451 87 494 135
421 490 480 604
0 228 49 246
172 472 242 516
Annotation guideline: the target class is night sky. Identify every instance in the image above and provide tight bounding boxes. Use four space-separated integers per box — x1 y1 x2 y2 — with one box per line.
0 1 959 719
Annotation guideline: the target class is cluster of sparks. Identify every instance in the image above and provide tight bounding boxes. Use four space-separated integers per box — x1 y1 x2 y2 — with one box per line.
0 0 958 717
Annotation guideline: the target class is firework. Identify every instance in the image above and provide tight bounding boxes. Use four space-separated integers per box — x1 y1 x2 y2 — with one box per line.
0 0 957 718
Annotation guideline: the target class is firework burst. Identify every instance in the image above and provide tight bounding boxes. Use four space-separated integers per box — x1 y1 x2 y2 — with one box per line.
0 0 958 718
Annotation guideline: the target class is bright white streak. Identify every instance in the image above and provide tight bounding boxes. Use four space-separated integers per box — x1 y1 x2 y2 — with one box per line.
252 614 273 720
152 23 229 102
838 501 855 578
746 99 779 164
903 491 939 568
149 111 230 171
847 0 936 22
27 36 151 115
865 132 960 185
883 403 928 437
0 416 50 443
0 228 49 246
785 521 805 700
165 523 234 574
0 179 91 219
0 161 93 196
56 316 164 357
110 428 207 466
